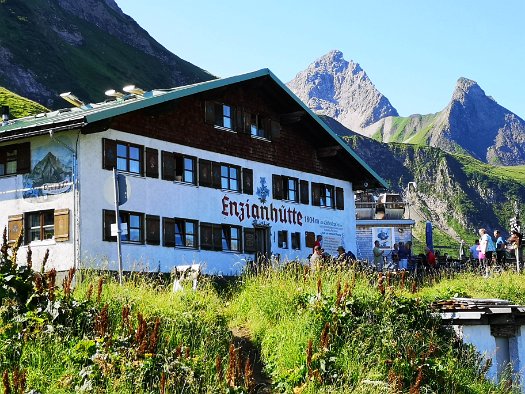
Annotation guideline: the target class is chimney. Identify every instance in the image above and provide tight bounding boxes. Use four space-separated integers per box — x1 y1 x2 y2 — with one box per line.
2 105 9 126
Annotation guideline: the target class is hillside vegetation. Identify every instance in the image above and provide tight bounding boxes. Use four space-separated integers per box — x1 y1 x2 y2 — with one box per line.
0 87 48 118
0 0 214 108
322 116 525 243
1 235 524 393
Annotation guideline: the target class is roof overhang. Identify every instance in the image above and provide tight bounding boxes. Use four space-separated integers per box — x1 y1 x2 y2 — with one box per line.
0 69 387 188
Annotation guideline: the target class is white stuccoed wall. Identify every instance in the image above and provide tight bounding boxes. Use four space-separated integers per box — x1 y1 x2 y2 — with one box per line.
77 129 358 274
0 134 76 272
456 324 525 392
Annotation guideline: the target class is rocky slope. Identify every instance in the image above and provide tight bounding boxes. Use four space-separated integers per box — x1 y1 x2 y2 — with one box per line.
364 78 525 165
323 115 525 239
289 51 525 166
0 0 215 109
287 50 398 132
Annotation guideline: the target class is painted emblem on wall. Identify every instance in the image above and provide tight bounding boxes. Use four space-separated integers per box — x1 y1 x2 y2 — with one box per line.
372 227 394 249
23 148 73 199
256 177 270 203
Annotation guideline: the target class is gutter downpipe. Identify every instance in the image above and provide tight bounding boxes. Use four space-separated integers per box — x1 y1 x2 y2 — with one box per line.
48 126 83 273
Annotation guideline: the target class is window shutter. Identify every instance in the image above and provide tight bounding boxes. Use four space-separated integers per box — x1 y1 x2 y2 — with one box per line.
54 209 70 242
103 210 116 242
270 119 281 139
16 142 31 174
102 139 117 170
163 217 175 247
243 228 256 253
242 168 253 195
174 154 184 180
145 148 159 178
213 225 223 251
235 108 245 133
336 187 345 210
146 215 160 245
199 159 212 187
161 151 175 181
212 162 222 189
305 231 316 248
7 214 23 244
244 112 253 134
204 101 215 124
311 183 321 206
272 174 283 200
200 222 213 250
300 180 309 204
0 147 5 168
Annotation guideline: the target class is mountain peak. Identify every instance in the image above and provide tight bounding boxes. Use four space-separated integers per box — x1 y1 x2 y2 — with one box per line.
287 50 397 131
452 77 486 102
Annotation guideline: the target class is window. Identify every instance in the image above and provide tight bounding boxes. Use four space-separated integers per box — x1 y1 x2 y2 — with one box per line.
248 113 270 139
200 223 241 251
291 232 301 250
222 225 241 252
320 184 335 208
221 164 240 191
278 230 288 249
219 105 232 129
283 177 299 202
162 152 196 184
205 102 234 130
175 219 198 248
312 183 336 208
26 210 54 242
103 210 144 243
116 142 142 174
182 157 196 183
0 142 30 176
120 212 144 243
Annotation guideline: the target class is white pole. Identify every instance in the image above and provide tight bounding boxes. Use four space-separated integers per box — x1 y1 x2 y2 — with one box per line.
113 168 123 285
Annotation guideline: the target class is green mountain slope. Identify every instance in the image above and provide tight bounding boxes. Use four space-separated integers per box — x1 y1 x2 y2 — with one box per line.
0 0 215 109
0 87 48 118
323 115 525 242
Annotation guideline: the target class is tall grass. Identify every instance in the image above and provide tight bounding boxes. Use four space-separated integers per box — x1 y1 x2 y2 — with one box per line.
227 264 523 393
2 230 525 393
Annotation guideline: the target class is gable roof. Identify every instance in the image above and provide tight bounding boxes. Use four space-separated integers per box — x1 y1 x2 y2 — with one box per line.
0 69 387 188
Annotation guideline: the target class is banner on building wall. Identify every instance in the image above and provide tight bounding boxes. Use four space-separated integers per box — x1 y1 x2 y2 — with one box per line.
372 227 394 249
23 143 73 199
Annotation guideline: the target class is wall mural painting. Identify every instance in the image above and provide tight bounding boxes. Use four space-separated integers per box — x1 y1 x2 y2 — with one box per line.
372 227 394 249
256 177 270 203
23 144 73 200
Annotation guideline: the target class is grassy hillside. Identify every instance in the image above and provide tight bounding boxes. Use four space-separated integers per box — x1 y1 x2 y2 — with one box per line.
0 87 48 118
0 0 214 108
326 113 525 242
1 238 524 393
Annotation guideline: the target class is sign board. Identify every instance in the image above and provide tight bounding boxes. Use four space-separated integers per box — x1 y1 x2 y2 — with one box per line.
111 222 128 237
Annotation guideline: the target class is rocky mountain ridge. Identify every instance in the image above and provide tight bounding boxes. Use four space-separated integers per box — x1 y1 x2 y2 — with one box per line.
289 51 525 165
0 0 214 109
323 115 525 240
287 50 398 132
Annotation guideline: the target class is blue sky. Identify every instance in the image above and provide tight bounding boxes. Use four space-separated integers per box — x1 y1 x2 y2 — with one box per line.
116 1 524 118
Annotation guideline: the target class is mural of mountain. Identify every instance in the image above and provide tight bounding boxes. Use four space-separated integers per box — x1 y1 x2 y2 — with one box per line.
322 115 525 240
364 78 525 165
287 50 398 132
0 0 215 109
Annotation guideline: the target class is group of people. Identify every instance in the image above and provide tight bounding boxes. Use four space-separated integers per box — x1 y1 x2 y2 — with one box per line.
469 228 523 274
373 240 416 272
309 235 357 271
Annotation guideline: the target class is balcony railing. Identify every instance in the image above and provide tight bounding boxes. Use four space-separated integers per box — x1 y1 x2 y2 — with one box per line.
355 201 406 220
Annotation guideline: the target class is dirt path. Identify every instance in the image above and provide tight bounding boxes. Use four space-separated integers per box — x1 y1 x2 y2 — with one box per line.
231 326 273 393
